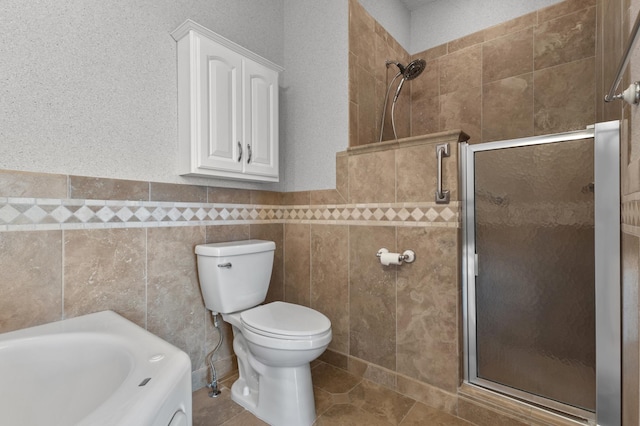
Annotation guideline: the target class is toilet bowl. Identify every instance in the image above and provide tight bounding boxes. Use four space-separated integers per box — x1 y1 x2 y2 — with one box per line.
223 302 331 425
195 240 332 426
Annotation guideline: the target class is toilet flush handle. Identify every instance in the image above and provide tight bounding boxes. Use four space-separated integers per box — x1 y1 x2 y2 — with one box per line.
217 262 232 268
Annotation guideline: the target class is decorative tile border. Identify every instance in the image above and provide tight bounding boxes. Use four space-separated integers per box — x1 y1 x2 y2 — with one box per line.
283 202 459 227
0 197 460 231
623 199 640 236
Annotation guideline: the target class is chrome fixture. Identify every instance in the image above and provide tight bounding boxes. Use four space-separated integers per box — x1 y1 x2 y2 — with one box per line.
604 8 640 103
376 248 416 265
609 81 640 105
379 59 427 142
435 143 450 204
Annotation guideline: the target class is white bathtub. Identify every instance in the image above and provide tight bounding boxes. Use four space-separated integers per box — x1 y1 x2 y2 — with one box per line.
0 311 192 426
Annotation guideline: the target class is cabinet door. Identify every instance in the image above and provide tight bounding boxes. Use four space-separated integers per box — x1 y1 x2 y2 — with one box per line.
196 36 243 173
242 60 279 179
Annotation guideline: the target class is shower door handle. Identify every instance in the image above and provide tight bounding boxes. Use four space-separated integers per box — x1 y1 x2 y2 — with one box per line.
435 143 450 204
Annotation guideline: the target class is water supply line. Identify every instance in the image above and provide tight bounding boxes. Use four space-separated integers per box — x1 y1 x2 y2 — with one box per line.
206 312 224 397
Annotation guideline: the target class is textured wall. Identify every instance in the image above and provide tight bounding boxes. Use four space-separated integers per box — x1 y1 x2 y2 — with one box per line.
408 0 565 53
0 0 284 190
280 0 349 191
357 0 566 54
357 0 411 50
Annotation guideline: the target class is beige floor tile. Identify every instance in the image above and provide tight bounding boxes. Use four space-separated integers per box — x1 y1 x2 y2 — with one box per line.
312 362 363 394
348 381 415 424
314 386 335 417
400 402 475 425
192 363 478 426
192 388 244 426
221 410 269 426
314 404 394 426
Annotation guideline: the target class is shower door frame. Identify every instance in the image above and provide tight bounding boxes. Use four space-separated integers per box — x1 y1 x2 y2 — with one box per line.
461 121 621 424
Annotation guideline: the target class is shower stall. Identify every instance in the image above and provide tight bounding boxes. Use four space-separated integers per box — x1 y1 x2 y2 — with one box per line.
461 122 621 425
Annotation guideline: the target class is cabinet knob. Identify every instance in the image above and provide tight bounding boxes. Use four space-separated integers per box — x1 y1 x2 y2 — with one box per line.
237 142 243 162
247 144 252 164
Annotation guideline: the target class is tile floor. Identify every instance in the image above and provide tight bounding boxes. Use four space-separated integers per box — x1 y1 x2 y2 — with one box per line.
193 361 475 426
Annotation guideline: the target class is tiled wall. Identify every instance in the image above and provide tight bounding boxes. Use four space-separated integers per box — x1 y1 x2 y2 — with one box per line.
0 130 462 390
349 0 597 147
309 130 587 425
342 1 637 419
409 0 596 144
599 0 640 424
0 170 285 387
285 131 468 403
349 0 411 146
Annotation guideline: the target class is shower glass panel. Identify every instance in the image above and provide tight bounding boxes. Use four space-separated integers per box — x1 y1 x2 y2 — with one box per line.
462 122 621 424
474 139 596 411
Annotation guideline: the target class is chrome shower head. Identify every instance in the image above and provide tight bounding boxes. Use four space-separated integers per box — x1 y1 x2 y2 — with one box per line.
379 58 428 142
386 59 427 80
403 59 426 80
387 59 427 103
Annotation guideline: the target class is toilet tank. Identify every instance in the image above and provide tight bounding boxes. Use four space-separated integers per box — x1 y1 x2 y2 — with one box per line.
195 240 275 314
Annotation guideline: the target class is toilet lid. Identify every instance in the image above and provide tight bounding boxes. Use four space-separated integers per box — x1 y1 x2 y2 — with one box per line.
241 301 331 338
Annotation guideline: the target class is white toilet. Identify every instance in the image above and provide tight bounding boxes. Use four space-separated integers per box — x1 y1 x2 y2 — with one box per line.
195 239 332 426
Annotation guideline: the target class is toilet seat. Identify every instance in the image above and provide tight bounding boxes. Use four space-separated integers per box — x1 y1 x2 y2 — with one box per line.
241 301 331 339
239 302 332 351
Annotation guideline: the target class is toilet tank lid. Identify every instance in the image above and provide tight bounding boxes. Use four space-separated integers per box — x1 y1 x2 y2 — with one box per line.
195 240 275 256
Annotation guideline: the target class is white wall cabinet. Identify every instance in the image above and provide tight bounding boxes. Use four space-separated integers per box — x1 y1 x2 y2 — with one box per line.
171 20 282 182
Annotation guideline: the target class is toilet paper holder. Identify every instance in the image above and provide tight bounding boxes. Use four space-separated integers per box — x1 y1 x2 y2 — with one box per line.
376 248 416 264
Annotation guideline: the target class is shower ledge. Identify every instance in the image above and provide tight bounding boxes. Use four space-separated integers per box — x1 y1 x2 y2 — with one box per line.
344 129 469 156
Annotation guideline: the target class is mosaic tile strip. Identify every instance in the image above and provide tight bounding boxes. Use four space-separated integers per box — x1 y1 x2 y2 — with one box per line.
623 199 640 229
0 198 460 231
622 224 640 237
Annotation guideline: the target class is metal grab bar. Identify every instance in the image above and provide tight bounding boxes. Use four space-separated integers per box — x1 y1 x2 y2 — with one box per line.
435 143 450 204
605 8 640 102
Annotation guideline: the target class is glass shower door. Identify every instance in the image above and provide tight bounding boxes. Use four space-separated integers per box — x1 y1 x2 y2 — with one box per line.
462 123 621 422
475 138 596 411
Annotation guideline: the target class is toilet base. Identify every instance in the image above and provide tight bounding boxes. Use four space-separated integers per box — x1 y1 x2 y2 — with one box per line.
230 362 316 426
